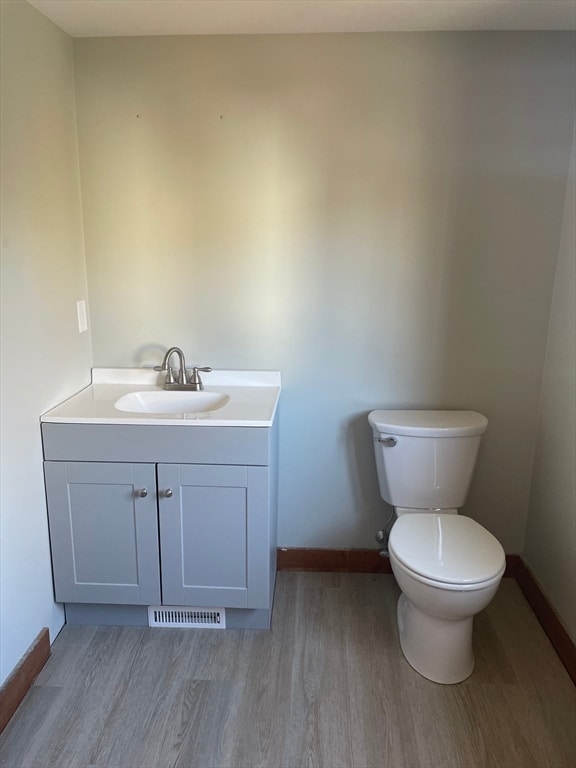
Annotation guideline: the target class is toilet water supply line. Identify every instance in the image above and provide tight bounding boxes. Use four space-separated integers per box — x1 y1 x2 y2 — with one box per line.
375 509 396 558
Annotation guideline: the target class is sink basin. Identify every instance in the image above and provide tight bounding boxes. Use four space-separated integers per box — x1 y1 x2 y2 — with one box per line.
114 390 230 414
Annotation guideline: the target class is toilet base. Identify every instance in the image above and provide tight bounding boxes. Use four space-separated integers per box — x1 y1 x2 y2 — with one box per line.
397 593 475 684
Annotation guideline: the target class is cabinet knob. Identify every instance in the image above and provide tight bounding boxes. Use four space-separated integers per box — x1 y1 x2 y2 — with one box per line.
136 488 148 498
162 488 174 498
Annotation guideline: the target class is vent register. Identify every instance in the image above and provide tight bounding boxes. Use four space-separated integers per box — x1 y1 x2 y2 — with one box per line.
148 606 226 628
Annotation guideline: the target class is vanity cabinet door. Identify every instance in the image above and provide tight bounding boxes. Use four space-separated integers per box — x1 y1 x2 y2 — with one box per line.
44 461 161 605
158 463 270 609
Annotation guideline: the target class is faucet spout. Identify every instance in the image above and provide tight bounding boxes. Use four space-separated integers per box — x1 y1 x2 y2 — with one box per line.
154 346 187 387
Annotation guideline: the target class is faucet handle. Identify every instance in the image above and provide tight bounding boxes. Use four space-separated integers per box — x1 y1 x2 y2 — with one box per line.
153 364 177 384
185 366 212 389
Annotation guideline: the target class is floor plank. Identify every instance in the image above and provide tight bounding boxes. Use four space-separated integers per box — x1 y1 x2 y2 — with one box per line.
0 573 574 768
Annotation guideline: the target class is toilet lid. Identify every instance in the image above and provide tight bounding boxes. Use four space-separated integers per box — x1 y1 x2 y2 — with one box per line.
368 410 487 437
388 514 505 585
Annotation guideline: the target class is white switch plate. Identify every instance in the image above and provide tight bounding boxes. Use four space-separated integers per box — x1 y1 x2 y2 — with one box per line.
76 300 88 333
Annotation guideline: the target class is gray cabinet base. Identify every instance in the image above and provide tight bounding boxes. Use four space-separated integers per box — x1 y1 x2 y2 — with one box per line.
64 603 273 630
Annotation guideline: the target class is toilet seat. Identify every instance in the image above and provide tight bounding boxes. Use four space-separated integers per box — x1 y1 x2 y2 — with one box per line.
389 513 505 588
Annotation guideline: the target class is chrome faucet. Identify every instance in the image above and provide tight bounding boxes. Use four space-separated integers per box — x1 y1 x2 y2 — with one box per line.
154 347 211 391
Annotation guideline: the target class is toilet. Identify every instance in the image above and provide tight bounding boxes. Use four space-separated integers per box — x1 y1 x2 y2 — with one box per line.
368 410 505 684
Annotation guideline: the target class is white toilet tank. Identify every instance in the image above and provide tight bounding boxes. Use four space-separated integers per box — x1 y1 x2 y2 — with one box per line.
368 410 488 511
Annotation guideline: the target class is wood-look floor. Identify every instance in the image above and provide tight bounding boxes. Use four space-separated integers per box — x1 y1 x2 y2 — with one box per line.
1 573 574 768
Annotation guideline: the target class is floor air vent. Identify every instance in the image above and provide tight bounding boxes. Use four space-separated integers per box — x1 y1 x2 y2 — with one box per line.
148 606 226 629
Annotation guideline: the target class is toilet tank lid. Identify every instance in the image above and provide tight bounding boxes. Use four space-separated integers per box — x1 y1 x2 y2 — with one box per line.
389 514 505 584
368 410 488 437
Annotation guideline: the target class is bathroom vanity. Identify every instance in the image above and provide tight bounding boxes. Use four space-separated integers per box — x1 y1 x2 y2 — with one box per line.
41 369 280 629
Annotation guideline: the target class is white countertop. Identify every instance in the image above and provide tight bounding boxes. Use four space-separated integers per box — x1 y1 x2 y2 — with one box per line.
41 369 281 427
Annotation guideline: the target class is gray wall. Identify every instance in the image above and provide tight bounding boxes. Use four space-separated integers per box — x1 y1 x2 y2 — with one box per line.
525 125 576 642
74 33 575 552
0 0 91 685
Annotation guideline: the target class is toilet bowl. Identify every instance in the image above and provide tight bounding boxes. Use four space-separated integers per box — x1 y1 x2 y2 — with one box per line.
368 410 506 684
388 513 505 683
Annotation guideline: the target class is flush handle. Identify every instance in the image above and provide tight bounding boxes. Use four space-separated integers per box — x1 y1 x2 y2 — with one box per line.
378 437 397 447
